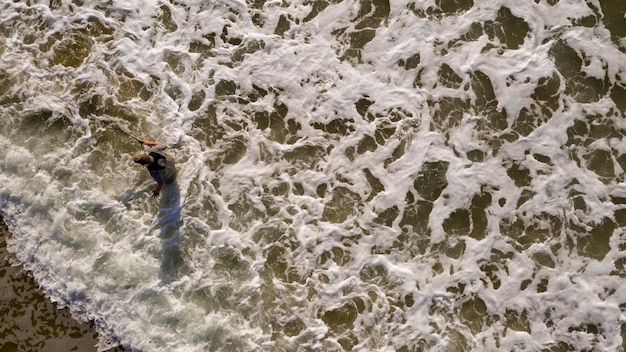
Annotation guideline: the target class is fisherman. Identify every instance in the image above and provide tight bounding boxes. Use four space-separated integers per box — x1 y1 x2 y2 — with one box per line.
133 139 177 198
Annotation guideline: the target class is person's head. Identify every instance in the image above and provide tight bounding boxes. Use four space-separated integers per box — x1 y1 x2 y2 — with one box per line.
133 152 151 165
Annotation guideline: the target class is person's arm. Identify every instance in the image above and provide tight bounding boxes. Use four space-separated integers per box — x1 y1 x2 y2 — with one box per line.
140 139 168 150
149 169 166 198
152 183 164 198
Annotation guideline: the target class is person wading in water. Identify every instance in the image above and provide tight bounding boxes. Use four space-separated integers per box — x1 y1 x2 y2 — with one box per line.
133 139 177 198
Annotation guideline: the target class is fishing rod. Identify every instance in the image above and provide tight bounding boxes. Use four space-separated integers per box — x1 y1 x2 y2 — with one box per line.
113 125 144 145
89 114 144 145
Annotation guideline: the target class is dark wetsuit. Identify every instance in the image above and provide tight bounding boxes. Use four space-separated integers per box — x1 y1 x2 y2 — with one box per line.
147 145 177 184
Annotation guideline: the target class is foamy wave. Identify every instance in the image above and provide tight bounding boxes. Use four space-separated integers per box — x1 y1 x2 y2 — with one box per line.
1 0 626 350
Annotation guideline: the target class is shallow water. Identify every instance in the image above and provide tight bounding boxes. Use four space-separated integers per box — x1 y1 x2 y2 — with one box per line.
1 0 626 351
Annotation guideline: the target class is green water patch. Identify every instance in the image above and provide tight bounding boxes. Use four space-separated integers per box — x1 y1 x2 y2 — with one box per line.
354 0 390 30
303 0 343 22
511 72 561 136
466 149 485 162
104 66 155 103
189 33 216 57
274 14 292 36
446 7 529 50
220 24 243 46
408 0 473 17
3 8 111 69
231 39 265 63
248 84 270 103
323 186 362 223
504 308 530 333
364 168 385 201
373 206 399 228
188 90 206 111
610 84 626 114
359 262 401 291
442 328 473 351
318 246 351 266
506 161 532 188
209 135 248 170
48 29 93 68
163 49 191 77
566 113 624 147
319 301 359 330
441 190 490 239
532 250 555 269
331 0 390 62
438 63 464 89
74 78 155 121
471 71 508 132
311 118 355 136
429 96 470 132
436 0 474 15
156 4 178 33
470 71 497 112
397 189 438 258
599 1 626 46
355 96 374 118
512 104 553 137
450 22 485 47
540 341 577 352
315 290 379 349
458 296 488 334
442 208 470 236
549 40 610 103
211 246 252 281
283 144 327 169
584 149 616 182
189 104 226 147
566 113 625 183
253 100 301 144
374 122 398 146
0 68 20 106
484 7 530 50
354 134 377 155
444 238 466 260
228 193 266 232
413 161 449 202
117 76 152 102
383 138 408 167
499 212 563 250
187 284 236 316
261 243 307 284
399 197 433 243
398 53 420 71
17 110 74 147
183 201 222 237
469 191 490 239
575 217 614 261
252 221 292 246
261 244 288 280
245 0 269 10
532 72 561 112
85 16 114 39
215 79 238 97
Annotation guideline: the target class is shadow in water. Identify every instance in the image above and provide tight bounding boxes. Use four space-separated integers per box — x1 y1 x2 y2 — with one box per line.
157 181 183 284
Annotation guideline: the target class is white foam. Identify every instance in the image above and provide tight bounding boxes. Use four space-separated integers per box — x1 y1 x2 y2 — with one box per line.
1 0 626 350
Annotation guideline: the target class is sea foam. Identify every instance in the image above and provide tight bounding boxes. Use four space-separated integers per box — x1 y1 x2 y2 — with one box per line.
1 0 626 351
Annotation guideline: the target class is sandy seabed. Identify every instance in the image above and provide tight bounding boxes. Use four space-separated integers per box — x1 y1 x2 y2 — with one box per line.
0 218 125 352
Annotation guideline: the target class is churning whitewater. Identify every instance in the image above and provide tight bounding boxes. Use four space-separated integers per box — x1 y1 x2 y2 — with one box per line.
1 0 626 350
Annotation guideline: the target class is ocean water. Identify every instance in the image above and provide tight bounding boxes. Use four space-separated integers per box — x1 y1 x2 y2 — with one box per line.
1 0 625 351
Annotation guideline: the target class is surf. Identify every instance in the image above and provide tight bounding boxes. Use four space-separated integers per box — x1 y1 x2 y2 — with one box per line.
1 0 626 351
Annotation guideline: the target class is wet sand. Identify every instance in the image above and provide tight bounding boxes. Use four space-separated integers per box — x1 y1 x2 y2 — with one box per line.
0 218 125 352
